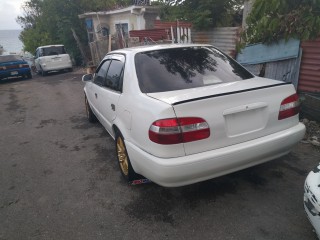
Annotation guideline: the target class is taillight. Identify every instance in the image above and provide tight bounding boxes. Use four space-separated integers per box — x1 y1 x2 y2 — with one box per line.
19 64 29 68
278 93 300 120
149 117 210 145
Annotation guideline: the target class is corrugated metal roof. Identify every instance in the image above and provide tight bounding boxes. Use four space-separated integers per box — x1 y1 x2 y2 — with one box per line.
298 38 320 93
78 6 159 18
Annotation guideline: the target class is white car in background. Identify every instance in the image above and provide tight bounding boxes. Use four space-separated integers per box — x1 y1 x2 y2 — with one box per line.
34 45 72 76
82 44 305 187
304 164 320 239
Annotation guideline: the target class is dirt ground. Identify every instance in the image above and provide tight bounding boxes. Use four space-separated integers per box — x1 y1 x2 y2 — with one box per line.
0 70 319 240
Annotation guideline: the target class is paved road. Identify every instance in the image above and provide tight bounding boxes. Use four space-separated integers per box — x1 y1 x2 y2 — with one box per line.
0 71 319 240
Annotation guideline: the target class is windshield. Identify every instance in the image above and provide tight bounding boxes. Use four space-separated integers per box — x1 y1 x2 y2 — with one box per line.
0 55 23 63
42 46 66 56
135 46 254 93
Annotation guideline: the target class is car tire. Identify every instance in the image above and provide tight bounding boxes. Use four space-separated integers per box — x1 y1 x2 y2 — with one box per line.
85 95 97 123
40 67 47 76
115 131 138 182
27 73 32 79
69 68 73 72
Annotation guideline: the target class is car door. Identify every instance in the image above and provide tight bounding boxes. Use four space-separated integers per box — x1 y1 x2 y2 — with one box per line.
88 59 111 123
97 54 125 135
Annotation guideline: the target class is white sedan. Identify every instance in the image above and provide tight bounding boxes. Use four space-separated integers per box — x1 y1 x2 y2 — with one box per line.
82 44 305 187
304 164 320 239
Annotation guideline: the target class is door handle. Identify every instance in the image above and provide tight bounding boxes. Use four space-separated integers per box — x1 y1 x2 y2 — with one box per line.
95 93 97 98
111 104 115 111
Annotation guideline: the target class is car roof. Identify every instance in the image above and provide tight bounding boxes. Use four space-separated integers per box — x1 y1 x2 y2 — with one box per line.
108 44 213 55
36 45 64 49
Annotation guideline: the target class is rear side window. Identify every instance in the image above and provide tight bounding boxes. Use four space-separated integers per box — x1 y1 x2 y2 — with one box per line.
105 60 124 91
135 47 253 93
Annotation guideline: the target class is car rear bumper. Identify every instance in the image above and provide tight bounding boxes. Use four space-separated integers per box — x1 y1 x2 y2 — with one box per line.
126 123 306 187
41 62 72 72
0 68 31 80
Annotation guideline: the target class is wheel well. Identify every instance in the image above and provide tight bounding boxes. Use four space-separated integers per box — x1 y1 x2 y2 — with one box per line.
112 125 120 137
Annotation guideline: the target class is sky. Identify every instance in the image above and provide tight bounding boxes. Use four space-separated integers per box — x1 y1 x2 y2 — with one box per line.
0 0 27 30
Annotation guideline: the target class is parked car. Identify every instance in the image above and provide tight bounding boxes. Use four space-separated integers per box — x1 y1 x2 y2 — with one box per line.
34 45 72 76
82 44 306 187
0 54 32 81
304 164 320 239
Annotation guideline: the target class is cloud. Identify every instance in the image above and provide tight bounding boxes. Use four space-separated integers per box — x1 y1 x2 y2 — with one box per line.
0 0 27 29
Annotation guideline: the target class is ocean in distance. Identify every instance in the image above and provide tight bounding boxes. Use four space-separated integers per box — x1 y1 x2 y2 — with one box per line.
0 30 24 54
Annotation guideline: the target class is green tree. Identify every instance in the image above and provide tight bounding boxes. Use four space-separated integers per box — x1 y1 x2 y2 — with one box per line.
244 0 320 43
156 0 244 29
17 0 50 53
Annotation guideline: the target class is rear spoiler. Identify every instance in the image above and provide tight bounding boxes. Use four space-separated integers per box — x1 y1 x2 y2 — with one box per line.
172 82 292 106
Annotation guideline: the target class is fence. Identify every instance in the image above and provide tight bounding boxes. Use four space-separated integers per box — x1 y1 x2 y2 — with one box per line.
298 37 320 93
129 20 192 45
236 39 302 89
89 39 109 66
88 25 240 65
192 27 241 57
243 55 302 89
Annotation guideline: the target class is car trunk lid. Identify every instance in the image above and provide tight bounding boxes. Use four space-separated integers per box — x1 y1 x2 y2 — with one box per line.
147 77 299 155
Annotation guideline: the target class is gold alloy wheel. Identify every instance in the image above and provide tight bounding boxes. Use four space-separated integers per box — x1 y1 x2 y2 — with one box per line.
117 136 129 176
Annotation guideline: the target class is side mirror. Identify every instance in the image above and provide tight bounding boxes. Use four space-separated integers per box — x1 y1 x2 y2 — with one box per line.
82 73 93 82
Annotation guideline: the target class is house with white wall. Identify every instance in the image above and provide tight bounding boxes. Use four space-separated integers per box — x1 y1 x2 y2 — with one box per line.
79 5 160 43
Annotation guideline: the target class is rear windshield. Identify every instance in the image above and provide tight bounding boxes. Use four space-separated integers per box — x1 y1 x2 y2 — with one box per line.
42 46 66 56
0 55 23 63
135 46 254 93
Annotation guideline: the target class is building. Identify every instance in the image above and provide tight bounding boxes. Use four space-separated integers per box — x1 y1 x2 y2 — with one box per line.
79 5 160 43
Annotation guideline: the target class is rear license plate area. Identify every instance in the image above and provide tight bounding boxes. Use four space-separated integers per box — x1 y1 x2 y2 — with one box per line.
224 106 267 137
